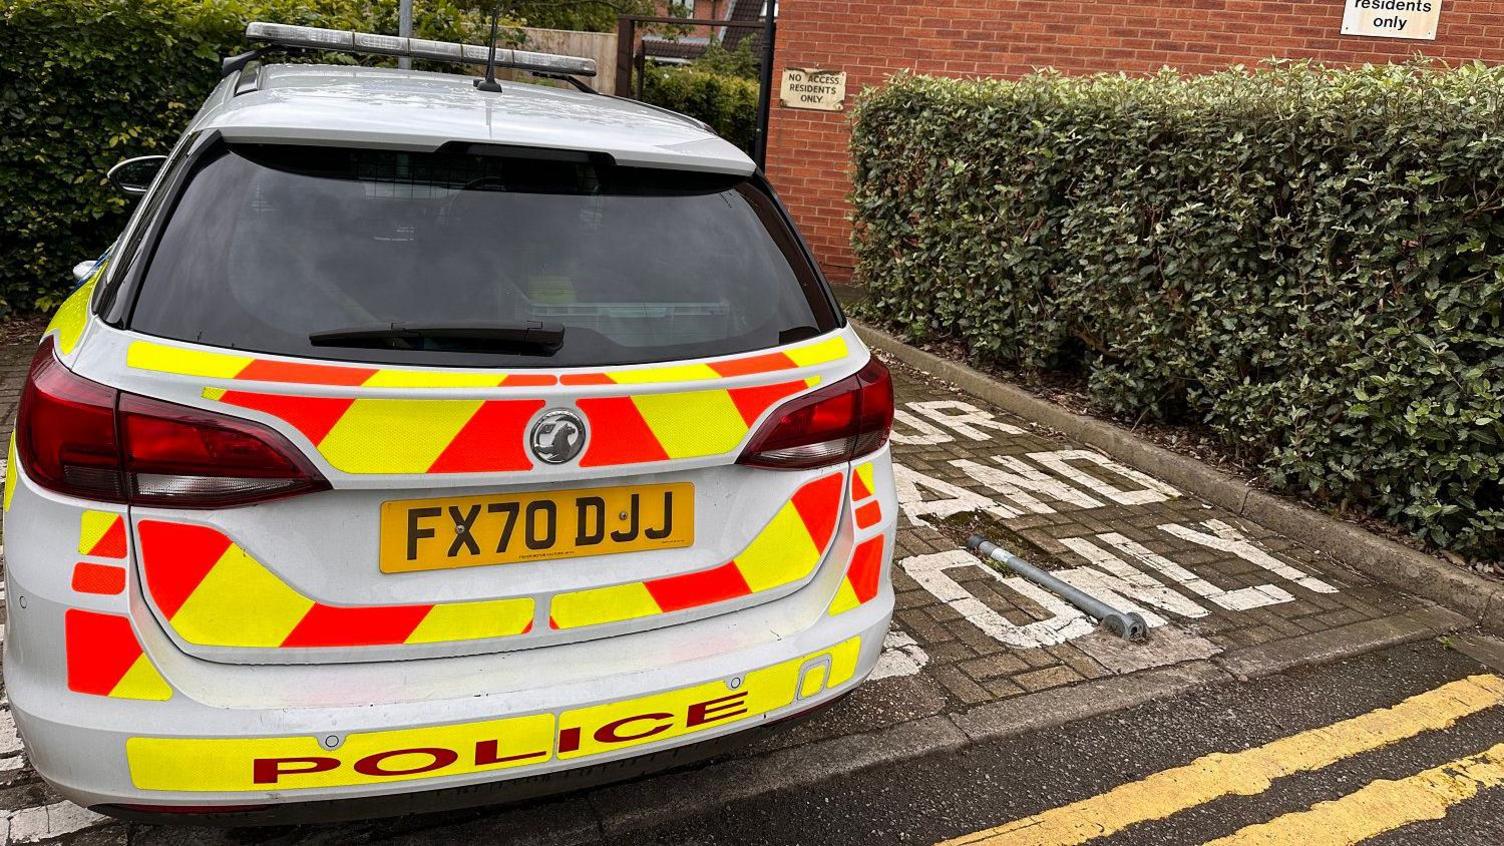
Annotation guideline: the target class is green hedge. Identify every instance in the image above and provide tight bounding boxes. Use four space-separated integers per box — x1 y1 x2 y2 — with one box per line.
642 65 758 152
0 0 492 314
851 63 1504 561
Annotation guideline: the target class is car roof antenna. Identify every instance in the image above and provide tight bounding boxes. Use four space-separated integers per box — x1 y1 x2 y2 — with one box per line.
474 7 504 93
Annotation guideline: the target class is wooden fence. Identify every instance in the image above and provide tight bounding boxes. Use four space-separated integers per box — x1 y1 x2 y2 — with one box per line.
500 26 618 93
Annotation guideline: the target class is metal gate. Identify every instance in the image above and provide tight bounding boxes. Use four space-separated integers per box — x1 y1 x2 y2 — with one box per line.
613 1 777 168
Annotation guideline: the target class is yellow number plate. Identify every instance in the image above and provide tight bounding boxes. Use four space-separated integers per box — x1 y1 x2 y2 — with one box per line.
379 483 693 573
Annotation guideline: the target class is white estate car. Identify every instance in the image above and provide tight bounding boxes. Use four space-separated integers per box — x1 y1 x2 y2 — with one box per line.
4 24 895 822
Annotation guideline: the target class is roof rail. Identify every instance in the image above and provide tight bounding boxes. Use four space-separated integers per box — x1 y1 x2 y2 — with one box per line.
242 21 597 78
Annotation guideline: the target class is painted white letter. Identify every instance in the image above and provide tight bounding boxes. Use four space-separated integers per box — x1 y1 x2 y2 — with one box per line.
901 549 1094 649
1027 449 1180 506
890 408 953 446
892 463 1021 526
909 401 1026 441
1159 520 1337 594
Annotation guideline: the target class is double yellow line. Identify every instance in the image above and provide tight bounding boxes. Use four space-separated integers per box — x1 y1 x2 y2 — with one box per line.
940 674 1504 846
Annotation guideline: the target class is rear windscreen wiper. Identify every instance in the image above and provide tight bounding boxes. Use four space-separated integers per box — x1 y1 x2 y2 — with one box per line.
309 321 565 355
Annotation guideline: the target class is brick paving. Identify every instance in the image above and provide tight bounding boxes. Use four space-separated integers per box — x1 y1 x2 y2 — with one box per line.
0 337 28 439
878 354 1424 711
0 332 1454 843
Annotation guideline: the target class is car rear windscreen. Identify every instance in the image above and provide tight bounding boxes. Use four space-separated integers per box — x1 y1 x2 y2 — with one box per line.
128 143 838 367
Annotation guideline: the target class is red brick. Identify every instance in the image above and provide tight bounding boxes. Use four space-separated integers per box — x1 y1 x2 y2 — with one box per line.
768 0 1504 280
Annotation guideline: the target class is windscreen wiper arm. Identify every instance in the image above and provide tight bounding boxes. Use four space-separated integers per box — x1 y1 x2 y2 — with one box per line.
309 321 565 355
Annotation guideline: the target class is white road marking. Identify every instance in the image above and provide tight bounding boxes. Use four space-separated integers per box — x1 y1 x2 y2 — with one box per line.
902 550 1094 649
1027 449 1181 506
890 409 954 445
6 801 109 843
894 464 1022 526
907 401 1026 440
1101 531 1293 610
1067 533 1294 612
903 529 1327 652
1055 538 1206 620
1161 519 1338 594
872 629 930 680
951 457 1105 513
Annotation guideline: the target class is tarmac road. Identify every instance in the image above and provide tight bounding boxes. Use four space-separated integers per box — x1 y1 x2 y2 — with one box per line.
622 637 1504 846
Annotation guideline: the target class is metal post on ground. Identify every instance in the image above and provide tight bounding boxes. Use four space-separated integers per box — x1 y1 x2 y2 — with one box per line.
967 535 1149 641
397 0 413 69
752 0 777 170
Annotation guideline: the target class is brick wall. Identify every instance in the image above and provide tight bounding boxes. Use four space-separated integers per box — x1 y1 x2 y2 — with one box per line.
767 1 1504 281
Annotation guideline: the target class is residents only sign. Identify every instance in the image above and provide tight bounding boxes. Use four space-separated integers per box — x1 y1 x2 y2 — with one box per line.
1341 0 1441 40
779 68 847 111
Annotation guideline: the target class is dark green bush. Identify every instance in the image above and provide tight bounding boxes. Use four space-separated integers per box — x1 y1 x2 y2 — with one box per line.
642 64 758 152
0 0 492 314
688 42 761 80
851 63 1504 561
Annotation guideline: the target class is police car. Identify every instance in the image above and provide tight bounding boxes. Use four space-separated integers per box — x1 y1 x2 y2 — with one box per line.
4 22 896 821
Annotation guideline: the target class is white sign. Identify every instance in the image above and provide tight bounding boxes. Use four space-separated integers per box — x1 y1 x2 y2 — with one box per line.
779 68 847 111
1341 0 1441 40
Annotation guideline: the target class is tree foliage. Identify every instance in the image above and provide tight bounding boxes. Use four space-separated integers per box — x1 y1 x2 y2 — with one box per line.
851 63 1504 560
688 41 761 80
642 63 758 152
0 0 501 313
479 0 651 34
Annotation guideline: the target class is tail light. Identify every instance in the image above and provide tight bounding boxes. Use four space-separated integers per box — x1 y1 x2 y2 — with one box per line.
738 356 893 470
16 338 328 508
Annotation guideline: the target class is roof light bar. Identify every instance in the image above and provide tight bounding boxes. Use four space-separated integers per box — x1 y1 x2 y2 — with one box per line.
244 22 598 77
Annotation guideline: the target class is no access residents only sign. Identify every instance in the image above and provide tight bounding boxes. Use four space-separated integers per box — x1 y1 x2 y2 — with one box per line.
1342 0 1442 39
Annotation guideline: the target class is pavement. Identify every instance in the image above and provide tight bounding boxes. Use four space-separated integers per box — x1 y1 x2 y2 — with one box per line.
0 322 1495 845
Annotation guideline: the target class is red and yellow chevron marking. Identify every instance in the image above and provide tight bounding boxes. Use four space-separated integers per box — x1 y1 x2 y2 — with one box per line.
828 536 887 616
830 461 885 615
202 389 547 475
129 341 555 389
79 510 127 558
137 521 534 650
72 562 126 595
851 461 875 501
204 378 814 473
129 336 848 389
852 460 882 529
568 336 850 387
577 379 813 467
550 472 845 630
65 610 172 701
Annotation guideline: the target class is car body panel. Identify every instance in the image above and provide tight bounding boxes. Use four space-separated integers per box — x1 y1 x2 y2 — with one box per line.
3 58 896 815
197 65 754 175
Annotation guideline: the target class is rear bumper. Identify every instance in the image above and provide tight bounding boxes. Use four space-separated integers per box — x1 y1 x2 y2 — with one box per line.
94 697 849 826
8 594 889 813
3 452 895 814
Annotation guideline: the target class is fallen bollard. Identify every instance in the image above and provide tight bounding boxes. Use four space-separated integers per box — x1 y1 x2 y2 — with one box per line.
966 534 1148 641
